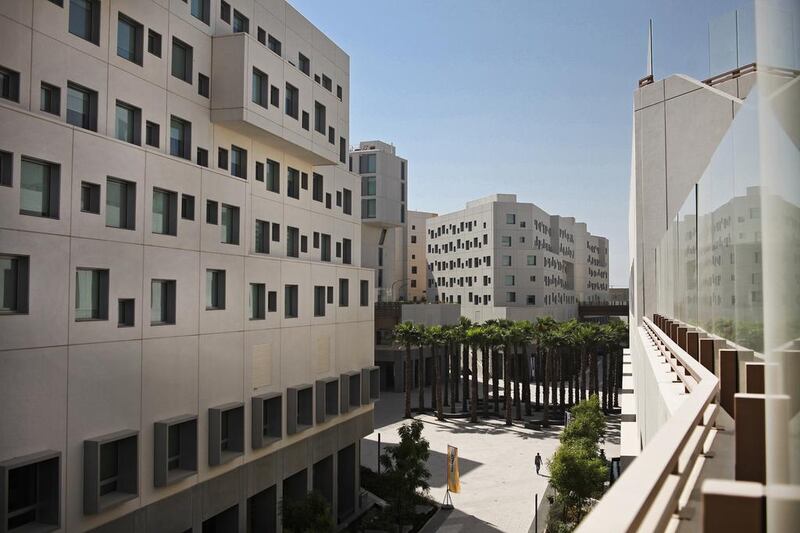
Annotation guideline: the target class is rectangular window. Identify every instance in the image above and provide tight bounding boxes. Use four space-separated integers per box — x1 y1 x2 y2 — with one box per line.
0 255 29 313
233 10 248 33
526 295 536 305
230 146 246 179
151 279 175 325
75 268 108 320
206 200 218 224
506 292 516 303
152 188 177 235
314 101 326 134
250 283 265 320
255 220 269 253
81 181 100 213
361 176 376 196
337 85 343 100
506 213 516 224
312 173 323 202
198 73 209 97
361 199 376 219
106 177 135 229
300 235 308 253
284 285 298 318
313 286 325 317
145 121 160 148
343 188 352 215
220 204 239 244
117 13 143 65
66 82 97 131
342 238 352 264
339 137 347 164
501 236 512 247
252 68 268 108
206 269 225 310
191 0 210 24
271 223 280 242
169 116 191 159
359 154 376 173
505 275 515 286
339 278 349 307
118 298 134 327
220 1 230 23
285 83 298 119
502 255 512 266
20 158 60 219
320 234 331 262
266 159 280 193
255 161 264 182
328 126 335 145
40 82 60 115
302 110 309 130
69 0 100 45
0 66 20 102
360 280 369 306
148 29 162 57
257 27 266 45
171 38 193 83
301 172 308 190
287 168 300 199
267 291 277 312
321 74 332 91
527 255 536 266
115 101 140 145
196 147 208 167
267 35 281 56
287 226 299 258
298 53 310 75
336 191 341 207
181 194 194 220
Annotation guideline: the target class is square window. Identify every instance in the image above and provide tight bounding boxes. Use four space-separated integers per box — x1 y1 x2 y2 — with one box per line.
40 82 61 115
359 153 376 173
152 188 177 235
284 285 298 318
117 13 143 65
190 0 210 25
171 38 193 83
75 268 108 320
66 82 97 131
20 158 60 219
231 146 246 179
115 100 141 145
106 177 135 229
252 68 268 108
208 403 244 466
198 73 209 97
220 204 239 244
0 66 20 102
179 194 194 221
250 283 265 319
154 415 197 487
83 430 138 514
206 200 217 224
322 74 332 91
69 0 100 45
118 298 134 327
315 377 338 423
206 269 225 310
506 213 516 224
252 393 282 448
1 451 60 530
80 181 100 213
147 29 162 57
0 255 29 314
145 121 160 148
170 116 191 159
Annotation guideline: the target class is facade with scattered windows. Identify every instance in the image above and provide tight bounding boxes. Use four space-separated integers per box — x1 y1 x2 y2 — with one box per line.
426 194 609 321
406 210 437 302
0 1 374 532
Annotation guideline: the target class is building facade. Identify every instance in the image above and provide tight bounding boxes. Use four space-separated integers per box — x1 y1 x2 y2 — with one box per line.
426 194 608 322
350 140 407 302
0 1 377 532
406 210 436 302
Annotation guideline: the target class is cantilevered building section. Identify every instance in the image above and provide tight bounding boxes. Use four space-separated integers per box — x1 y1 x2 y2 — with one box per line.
407 210 437 302
0 1 376 531
426 194 609 322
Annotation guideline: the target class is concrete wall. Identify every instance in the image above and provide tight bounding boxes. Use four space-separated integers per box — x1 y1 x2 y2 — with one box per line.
406 210 437 302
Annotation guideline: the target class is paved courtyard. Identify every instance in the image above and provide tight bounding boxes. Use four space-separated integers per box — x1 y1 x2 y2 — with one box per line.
361 389 620 533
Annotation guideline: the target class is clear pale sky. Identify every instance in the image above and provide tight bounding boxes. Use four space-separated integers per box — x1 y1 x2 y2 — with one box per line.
293 0 750 287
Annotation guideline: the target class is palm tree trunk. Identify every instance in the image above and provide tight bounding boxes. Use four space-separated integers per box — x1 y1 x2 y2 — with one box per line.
418 346 425 411
504 345 512 426
470 345 478 423
535 350 541 409
591 352 599 398
451 344 458 413
443 344 450 407
430 347 436 411
602 352 609 412
579 347 587 402
462 345 469 412
524 345 532 416
492 349 500 415
404 345 412 418
542 349 550 427
515 347 522 420
568 352 575 406
434 345 443 420
482 345 490 418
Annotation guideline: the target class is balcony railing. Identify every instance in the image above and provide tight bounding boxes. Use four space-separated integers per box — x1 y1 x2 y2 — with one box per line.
577 316 719 532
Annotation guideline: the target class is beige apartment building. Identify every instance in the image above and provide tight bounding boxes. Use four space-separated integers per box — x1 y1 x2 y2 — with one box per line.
0 1 378 532
406 210 436 302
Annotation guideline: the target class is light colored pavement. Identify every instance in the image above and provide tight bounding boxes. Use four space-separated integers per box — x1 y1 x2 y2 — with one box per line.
361 388 621 533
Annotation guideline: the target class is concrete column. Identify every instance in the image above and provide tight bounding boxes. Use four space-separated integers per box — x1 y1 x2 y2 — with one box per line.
686 331 700 360
745 363 765 394
699 338 716 373
720 349 740 417
702 479 764 533
734 393 765 483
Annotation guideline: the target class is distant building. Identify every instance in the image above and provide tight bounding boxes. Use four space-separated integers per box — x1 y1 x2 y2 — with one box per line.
426 194 609 322
407 210 437 302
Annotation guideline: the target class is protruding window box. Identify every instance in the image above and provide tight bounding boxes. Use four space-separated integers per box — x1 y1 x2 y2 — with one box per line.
286 385 313 435
315 377 339 424
362 366 380 404
208 403 244 466
0 450 60 532
154 415 197 487
340 371 361 414
251 393 282 449
83 430 138 514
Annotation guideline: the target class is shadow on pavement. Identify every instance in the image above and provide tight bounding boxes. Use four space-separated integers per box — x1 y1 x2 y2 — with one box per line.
420 507 506 533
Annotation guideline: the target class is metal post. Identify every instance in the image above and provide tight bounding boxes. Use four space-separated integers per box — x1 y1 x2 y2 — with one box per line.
535 493 538 532
377 432 381 475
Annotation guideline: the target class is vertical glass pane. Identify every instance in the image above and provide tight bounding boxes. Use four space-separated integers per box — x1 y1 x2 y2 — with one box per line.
20 160 49 215
106 180 124 228
170 119 183 156
117 18 135 61
151 280 163 323
152 190 166 234
0 257 17 311
67 86 88 128
76 269 98 319
69 0 92 41
220 206 230 243
172 43 185 79
115 104 133 143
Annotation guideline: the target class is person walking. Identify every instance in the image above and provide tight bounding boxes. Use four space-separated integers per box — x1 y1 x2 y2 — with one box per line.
534 452 542 475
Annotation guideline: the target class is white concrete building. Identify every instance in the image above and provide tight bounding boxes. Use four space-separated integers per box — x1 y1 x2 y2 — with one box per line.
350 140 407 302
426 194 608 322
0 1 377 532
406 210 437 302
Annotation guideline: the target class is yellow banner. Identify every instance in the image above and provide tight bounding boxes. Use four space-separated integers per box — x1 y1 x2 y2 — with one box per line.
447 445 460 493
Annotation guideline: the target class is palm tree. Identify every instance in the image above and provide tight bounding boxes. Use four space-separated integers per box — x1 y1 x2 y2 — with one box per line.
516 320 535 416
393 321 417 419
481 322 500 418
508 322 528 421
457 317 473 412
415 324 427 412
443 326 459 413
465 325 483 423
535 317 557 426
427 325 445 420
484 323 504 415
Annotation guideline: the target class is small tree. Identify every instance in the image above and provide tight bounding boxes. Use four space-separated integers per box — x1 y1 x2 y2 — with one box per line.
281 491 335 533
547 441 607 525
378 420 432 526
560 395 606 448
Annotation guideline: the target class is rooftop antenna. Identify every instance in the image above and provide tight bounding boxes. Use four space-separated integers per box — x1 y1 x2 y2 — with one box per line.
640 19 655 87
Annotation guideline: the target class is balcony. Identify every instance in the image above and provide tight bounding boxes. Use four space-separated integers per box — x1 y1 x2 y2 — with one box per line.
210 33 341 166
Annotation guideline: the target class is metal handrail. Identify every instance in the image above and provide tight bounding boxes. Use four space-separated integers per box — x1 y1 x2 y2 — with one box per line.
576 316 719 532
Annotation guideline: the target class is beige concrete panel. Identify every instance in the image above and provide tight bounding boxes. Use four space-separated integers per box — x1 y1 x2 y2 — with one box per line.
247 331 280 392
309 323 333 375
144 152 203 250
0 229 70 350
0 0 33 27
279 324 311 386
200 168 247 255
715 78 739 98
244 255 282 330
71 130 146 244
66 340 142 531
168 0 216 36
33 0 110 63
664 74 704 100
279 255 311 327
166 86 213 164
166 13 213 109
198 252 245 334
142 246 200 338
640 79 664 108
0 17 32 112
109 0 170 89
107 66 168 146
